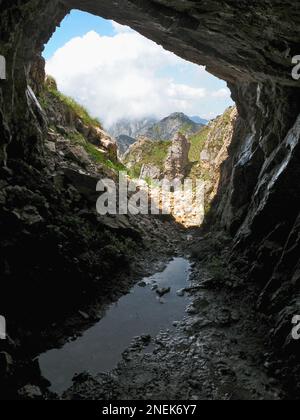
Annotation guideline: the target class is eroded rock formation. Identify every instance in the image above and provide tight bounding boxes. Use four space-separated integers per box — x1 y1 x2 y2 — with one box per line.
164 132 191 180
140 164 161 180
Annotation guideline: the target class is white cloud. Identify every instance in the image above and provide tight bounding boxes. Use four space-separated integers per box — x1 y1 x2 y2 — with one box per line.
46 24 232 128
212 88 231 98
111 21 133 34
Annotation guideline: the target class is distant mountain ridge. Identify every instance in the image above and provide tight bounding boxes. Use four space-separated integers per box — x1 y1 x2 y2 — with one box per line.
123 106 237 216
108 112 207 154
190 116 209 125
144 112 203 141
116 135 136 155
108 117 158 139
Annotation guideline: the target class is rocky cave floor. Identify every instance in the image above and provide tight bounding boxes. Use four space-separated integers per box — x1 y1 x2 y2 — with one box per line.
1 218 290 400
58 233 286 401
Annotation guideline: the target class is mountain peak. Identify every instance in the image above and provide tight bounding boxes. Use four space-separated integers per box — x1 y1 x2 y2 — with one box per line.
145 113 203 141
108 112 207 154
168 112 188 118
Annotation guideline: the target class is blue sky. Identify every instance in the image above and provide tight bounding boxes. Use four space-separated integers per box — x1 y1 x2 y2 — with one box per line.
43 11 115 60
44 10 233 127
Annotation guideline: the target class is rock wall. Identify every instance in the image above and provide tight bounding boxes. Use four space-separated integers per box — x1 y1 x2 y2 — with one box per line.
211 82 300 351
198 106 237 204
0 0 67 167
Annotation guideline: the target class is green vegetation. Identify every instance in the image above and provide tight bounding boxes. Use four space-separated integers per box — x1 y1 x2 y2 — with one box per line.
38 91 50 110
188 107 234 165
48 87 102 128
67 131 126 172
188 126 210 162
42 75 102 128
84 142 126 172
219 106 233 125
184 125 210 181
179 122 194 135
124 140 171 179
39 76 128 173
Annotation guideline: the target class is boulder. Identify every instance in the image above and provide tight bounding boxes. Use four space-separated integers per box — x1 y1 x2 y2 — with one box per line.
64 144 91 167
62 168 99 204
140 164 161 180
45 75 58 91
18 385 43 400
156 287 171 297
86 126 118 161
45 141 56 153
97 215 141 240
75 117 118 162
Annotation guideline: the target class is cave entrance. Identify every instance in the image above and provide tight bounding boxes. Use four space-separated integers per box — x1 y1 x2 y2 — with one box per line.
40 10 235 228
2 0 300 401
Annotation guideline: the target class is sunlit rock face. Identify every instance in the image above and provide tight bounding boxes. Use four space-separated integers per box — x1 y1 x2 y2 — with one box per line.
1 0 300 349
164 133 190 180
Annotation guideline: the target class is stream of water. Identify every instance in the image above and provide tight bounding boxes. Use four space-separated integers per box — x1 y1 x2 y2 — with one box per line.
38 257 191 394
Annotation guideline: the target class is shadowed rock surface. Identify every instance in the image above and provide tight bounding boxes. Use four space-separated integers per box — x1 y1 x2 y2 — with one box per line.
115 135 136 156
1 0 300 398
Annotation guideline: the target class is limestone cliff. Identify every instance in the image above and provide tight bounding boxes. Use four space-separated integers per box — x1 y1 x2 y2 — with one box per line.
124 107 236 211
164 132 191 180
189 107 238 208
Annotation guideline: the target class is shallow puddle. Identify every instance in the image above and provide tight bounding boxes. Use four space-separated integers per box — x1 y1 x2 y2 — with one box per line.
38 257 191 394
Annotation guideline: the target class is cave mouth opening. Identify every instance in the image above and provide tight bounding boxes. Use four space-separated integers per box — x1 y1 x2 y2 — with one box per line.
39 9 235 229
42 10 234 130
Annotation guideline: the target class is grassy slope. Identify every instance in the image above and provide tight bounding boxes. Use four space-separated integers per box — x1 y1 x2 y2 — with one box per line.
40 78 125 173
49 89 102 128
187 107 234 181
189 126 210 162
42 76 102 128
68 132 126 172
123 126 210 180
124 140 171 178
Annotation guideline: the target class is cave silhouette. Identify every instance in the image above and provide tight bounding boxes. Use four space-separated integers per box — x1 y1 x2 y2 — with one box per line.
1 0 300 400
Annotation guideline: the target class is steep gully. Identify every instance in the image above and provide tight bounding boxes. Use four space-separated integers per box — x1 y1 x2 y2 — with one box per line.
1 0 300 399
